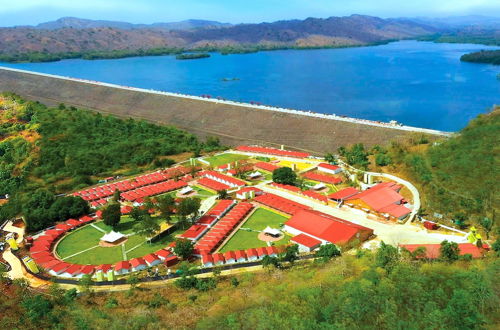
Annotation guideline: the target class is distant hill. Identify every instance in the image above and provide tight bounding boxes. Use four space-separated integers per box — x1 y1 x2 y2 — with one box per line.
404 15 500 29
0 14 440 62
33 17 231 30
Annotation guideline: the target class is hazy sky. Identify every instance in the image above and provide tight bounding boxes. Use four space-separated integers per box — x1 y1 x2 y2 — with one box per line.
1 0 499 26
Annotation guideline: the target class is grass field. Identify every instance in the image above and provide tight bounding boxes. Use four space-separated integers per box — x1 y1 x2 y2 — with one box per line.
193 186 217 198
219 208 291 253
204 153 249 167
55 218 182 264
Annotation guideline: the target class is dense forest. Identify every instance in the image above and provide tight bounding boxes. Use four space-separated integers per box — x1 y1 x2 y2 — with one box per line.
1 244 498 329
461 50 500 65
0 93 222 229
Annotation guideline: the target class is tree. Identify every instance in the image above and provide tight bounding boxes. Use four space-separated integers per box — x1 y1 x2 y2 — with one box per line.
272 167 297 185
324 153 337 164
134 214 160 243
102 203 121 228
439 240 459 262
78 274 93 292
126 274 140 290
173 239 194 260
217 189 228 200
155 195 175 223
315 244 341 261
177 197 201 227
262 255 281 269
375 153 392 166
453 213 468 229
375 241 400 272
21 294 54 322
280 244 299 264
492 239 500 255
112 189 121 202
479 217 493 239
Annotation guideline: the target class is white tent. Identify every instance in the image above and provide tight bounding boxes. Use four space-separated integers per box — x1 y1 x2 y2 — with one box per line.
247 171 262 179
179 186 194 195
312 183 326 190
101 231 125 243
263 226 281 237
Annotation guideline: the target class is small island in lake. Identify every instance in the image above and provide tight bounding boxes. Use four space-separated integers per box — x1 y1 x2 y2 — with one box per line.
460 50 500 65
222 77 240 82
175 53 211 60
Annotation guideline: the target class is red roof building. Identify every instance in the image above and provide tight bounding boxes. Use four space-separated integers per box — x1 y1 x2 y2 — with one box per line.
328 187 360 201
234 250 247 262
291 234 322 252
114 261 131 274
212 253 225 265
223 251 236 263
246 248 259 260
155 249 172 260
179 224 208 241
254 161 280 172
344 182 411 219
284 210 373 246
144 254 161 266
95 264 112 273
317 163 342 174
400 243 486 259
303 172 342 185
201 254 214 267
199 171 246 188
236 145 310 158
256 247 268 258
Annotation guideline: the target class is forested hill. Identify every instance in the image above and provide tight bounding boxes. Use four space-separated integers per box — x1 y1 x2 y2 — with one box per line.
0 15 437 62
461 50 500 65
0 93 221 222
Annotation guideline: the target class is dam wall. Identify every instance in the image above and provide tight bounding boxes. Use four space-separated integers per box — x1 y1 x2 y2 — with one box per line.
0 67 446 154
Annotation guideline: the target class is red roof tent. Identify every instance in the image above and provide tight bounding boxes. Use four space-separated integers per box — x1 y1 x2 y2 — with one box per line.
302 172 342 185
79 215 94 223
401 243 487 259
234 250 247 260
66 219 81 227
202 254 214 264
55 223 72 231
318 163 341 171
328 187 360 201
223 251 236 261
291 233 322 248
32 255 56 265
180 224 207 239
50 262 71 273
130 257 146 268
271 182 302 193
95 264 112 273
265 246 279 256
256 247 268 257
155 249 171 259
30 245 50 254
246 248 258 257
254 161 280 172
302 190 329 203
200 171 247 187
212 253 225 263
64 264 83 276
42 260 62 270
114 261 131 271
197 177 231 192
285 210 373 245
236 145 310 159
143 254 160 264
254 193 310 215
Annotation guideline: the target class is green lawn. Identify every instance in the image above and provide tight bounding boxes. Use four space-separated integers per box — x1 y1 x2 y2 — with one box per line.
219 208 291 253
204 153 249 167
65 246 124 265
193 186 216 198
56 226 103 258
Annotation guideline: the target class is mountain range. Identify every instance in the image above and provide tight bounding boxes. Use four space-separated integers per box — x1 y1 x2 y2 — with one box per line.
0 15 498 62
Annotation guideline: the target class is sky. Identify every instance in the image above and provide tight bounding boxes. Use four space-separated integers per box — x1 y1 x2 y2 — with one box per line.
0 0 499 27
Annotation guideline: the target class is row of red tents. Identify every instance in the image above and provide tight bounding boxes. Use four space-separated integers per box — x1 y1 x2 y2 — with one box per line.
73 166 195 202
197 177 231 192
202 246 284 266
121 180 187 202
236 145 310 159
195 202 254 255
254 193 311 215
302 172 343 185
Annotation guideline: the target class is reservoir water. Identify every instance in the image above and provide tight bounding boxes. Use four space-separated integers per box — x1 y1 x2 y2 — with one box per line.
2 40 499 131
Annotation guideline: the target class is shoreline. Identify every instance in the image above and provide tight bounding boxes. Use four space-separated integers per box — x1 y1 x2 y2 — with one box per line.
0 66 452 136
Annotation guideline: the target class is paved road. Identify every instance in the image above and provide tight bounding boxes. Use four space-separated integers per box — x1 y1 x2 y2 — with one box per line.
0 66 452 137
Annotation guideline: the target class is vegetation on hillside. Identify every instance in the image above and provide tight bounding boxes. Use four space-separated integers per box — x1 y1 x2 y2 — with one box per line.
1 243 498 329
461 50 500 65
175 53 210 60
0 93 222 229
419 33 500 46
338 107 499 229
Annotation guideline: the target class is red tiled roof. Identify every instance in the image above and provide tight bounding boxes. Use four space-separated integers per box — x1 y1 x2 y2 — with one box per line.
66 219 81 227
291 233 322 248
256 247 268 257
197 177 231 192
130 257 146 267
246 248 258 257
378 204 411 218
254 161 280 172
144 254 160 264
212 253 225 263
96 264 112 273
328 187 360 200
180 224 207 239
202 254 213 264
234 250 247 260
80 265 95 275
270 182 302 193
318 163 341 171
285 210 373 245
64 264 83 276
236 145 310 158
303 172 342 185
400 243 486 259
254 193 310 215
302 190 329 203
200 171 247 187
114 261 131 271
155 249 171 259
223 251 236 261
265 246 279 255
50 262 71 273
345 182 405 214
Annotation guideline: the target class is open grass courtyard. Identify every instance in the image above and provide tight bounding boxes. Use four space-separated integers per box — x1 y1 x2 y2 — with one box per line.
219 207 291 253
204 153 249 167
55 217 181 265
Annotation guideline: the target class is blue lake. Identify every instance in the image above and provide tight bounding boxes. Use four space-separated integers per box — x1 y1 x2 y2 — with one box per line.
2 40 499 131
